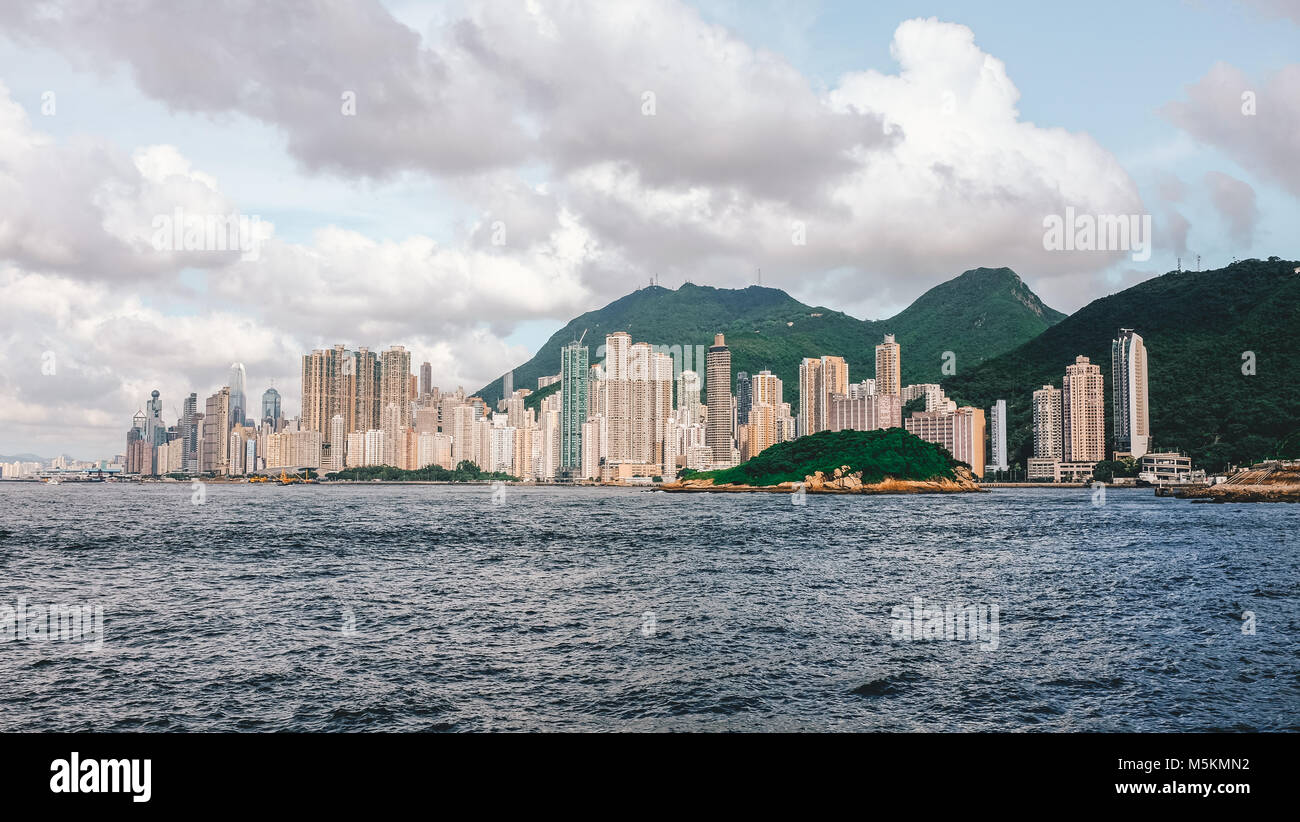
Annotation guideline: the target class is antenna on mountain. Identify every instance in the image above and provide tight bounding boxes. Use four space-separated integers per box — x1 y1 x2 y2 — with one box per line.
756 267 762 286
1176 256 1181 273
1196 255 1201 271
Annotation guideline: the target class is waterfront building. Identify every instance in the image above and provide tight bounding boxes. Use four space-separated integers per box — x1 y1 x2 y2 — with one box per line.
560 340 589 471
1032 384 1063 460
990 399 1009 472
1063 355 1105 462
705 334 733 463
201 387 230 475
1112 329 1151 459
379 346 412 430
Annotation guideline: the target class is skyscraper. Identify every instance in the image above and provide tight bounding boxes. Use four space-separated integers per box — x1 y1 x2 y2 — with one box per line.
420 361 433 397
735 371 752 426
749 368 780 407
182 392 199 473
202 387 231 475
677 369 702 419
875 334 901 397
604 332 632 462
379 346 412 429
328 414 345 471
1063 356 1105 462
821 356 849 402
227 362 247 428
560 340 588 471
1112 329 1150 458
706 334 732 463
353 347 381 434
382 402 403 468
798 355 848 435
650 351 673 469
302 345 383 443
1032 385 1063 460
629 342 654 462
261 387 281 427
990 399 1008 472
145 389 165 445
798 357 821 436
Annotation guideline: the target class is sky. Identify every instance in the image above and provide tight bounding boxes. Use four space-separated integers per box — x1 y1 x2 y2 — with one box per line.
0 0 1296 459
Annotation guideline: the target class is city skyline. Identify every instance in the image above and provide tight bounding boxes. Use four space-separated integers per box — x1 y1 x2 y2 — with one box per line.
12 321 1163 492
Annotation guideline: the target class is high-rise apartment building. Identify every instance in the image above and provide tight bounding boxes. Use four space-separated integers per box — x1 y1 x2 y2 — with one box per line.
829 393 902 432
677 369 702 420
650 351 673 469
451 404 479 467
751 370 783 411
798 355 849 435
328 414 345 471
604 332 632 463
1063 356 1105 462
419 361 433 398
1112 329 1150 458
379 346 412 430
821 356 849 404
629 342 655 463
875 334 901 397
990 399 1009 472
345 431 365 468
201 387 230 475
301 345 386 444
735 372 752 426
798 357 821 436
905 407 986 476
363 429 385 467
1032 385 1063 460
560 340 589 471
705 334 732 463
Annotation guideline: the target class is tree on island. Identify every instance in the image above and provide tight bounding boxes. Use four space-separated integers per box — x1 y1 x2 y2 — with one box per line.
325 460 518 483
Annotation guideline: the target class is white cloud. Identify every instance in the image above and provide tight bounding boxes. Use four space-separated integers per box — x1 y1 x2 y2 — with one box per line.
1204 170 1259 247
1162 61 1300 198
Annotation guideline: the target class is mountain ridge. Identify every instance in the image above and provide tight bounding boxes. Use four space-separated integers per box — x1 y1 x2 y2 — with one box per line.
477 266 1067 409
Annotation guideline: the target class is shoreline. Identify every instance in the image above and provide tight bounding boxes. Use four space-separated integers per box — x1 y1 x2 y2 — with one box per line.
662 466 984 495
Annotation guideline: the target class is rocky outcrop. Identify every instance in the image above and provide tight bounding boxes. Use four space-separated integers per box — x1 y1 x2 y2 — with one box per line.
661 465 982 494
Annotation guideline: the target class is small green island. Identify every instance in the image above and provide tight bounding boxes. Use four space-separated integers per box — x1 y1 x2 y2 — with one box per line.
323 461 518 483
664 428 982 494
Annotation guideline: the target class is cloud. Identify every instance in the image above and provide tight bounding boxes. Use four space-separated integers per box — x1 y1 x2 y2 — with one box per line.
1238 0 1300 24
1204 170 1259 247
1162 61 1300 197
0 82 257 282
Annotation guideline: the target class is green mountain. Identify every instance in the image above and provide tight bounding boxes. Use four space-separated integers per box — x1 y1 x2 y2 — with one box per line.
944 257 1300 471
477 267 1065 410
